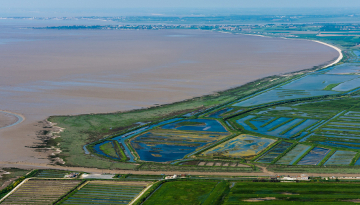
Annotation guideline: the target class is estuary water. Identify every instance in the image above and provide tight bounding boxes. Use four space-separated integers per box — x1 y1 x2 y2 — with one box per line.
0 19 339 163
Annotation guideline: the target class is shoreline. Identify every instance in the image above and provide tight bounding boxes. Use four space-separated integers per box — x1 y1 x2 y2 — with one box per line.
44 37 343 119
0 110 25 130
310 40 343 68
242 33 343 70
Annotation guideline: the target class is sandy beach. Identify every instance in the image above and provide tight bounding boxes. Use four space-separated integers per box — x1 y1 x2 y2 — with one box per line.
0 28 339 164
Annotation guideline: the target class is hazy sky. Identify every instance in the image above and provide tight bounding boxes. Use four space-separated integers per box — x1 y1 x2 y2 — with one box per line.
1 0 360 9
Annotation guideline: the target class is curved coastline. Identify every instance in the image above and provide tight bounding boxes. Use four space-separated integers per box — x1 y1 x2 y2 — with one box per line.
243 33 342 69
0 110 25 130
40 33 343 164
78 37 343 160
310 40 343 68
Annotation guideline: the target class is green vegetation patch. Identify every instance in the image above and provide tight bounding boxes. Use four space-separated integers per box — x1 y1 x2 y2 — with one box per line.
224 182 360 204
143 180 219 205
323 83 342 91
99 141 118 159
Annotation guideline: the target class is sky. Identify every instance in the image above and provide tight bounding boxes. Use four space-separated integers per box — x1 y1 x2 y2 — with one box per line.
1 0 360 17
1 0 360 9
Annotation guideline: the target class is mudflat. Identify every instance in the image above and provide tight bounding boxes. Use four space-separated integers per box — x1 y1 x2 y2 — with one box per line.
0 28 338 163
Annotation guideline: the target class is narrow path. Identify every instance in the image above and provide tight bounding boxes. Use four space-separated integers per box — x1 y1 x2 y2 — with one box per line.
1 161 360 178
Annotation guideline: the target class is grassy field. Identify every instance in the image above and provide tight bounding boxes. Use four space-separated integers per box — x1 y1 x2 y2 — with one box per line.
0 168 30 189
224 182 360 204
34 169 74 178
142 180 226 205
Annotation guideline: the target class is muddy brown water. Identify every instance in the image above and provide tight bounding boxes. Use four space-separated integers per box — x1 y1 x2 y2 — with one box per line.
0 27 338 163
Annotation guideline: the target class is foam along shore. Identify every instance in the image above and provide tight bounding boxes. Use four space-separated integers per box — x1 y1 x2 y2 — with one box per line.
242 33 342 70
311 40 343 68
0 110 25 130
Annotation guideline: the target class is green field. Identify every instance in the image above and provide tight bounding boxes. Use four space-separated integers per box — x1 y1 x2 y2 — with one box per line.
224 182 360 204
143 180 229 205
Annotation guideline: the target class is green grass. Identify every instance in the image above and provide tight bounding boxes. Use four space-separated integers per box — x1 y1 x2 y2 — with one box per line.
113 140 127 161
143 180 219 205
202 180 230 205
244 116 258 130
0 168 30 188
323 83 341 91
99 142 118 159
224 182 360 204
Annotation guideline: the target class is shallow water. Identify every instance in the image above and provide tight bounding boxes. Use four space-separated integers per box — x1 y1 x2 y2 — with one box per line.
276 144 311 165
162 119 228 132
202 134 275 158
208 108 233 118
297 147 330 165
237 116 317 139
256 141 293 163
233 73 356 107
324 150 356 165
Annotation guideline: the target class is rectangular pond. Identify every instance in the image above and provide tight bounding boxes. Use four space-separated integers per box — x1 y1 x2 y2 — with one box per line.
237 115 317 139
131 130 224 162
201 134 275 159
276 144 311 165
162 119 228 132
297 147 330 165
256 141 293 163
324 150 357 165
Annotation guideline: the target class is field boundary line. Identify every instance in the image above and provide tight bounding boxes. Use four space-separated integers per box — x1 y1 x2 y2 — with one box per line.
0 177 30 203
129 182 155 205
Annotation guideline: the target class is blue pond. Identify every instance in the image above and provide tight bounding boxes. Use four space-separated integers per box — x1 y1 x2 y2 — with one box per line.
256 141 293 163
162 119 228 132
297 147 330 165
208 108 233 118
236 115 317 139
132 142 206 162
92 118 182 162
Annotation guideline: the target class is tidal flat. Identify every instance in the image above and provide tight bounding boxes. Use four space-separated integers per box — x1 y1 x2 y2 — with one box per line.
0 23 338 163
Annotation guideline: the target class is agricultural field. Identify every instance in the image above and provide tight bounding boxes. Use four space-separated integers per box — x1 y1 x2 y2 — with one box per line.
143 180 228 205
224 182 360 204
200 134 275 159
34 169 75 178
1 179 80 205
60 181 149 205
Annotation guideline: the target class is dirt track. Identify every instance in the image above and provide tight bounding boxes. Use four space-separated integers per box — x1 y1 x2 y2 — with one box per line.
1 161 360 178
